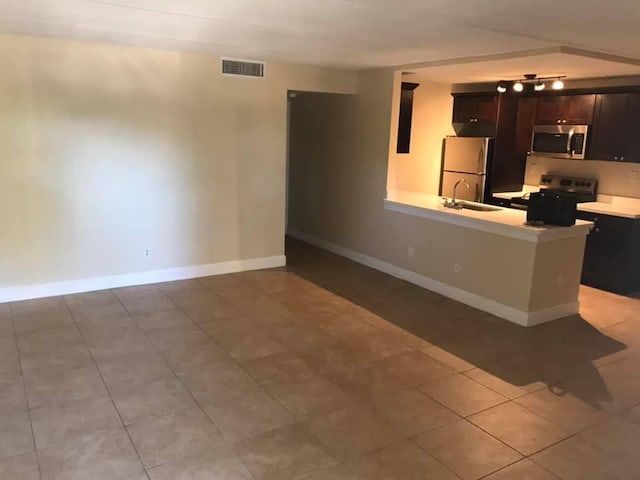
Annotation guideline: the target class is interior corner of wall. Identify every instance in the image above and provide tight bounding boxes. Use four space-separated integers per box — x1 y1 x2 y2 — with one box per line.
384 70 403 192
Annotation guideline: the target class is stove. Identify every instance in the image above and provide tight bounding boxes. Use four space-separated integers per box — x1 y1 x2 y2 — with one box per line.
510 174 598 209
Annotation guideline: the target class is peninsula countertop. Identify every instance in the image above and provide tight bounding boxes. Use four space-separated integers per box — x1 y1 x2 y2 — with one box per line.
384 190 593 243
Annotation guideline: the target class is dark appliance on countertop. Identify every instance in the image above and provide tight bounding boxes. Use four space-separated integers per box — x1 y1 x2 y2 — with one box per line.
526 192 578 226
530 124 589 159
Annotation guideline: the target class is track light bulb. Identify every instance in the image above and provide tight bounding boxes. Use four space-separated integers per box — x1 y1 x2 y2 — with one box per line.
534 81 546 91
552 78 564 90
513 82 524 92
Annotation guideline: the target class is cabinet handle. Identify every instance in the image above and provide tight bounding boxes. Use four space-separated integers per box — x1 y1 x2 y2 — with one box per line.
562 120 567 123
557 120 562 124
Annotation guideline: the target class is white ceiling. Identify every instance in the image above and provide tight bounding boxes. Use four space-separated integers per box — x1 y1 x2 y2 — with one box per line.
0 0 639 72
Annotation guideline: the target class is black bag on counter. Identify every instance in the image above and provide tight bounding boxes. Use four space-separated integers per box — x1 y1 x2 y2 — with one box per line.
526 192 577 226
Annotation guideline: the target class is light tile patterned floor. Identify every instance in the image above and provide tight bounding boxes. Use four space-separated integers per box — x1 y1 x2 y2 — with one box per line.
0 237 639 479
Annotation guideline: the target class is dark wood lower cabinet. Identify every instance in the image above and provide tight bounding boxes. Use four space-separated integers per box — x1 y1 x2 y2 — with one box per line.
576 211 640 294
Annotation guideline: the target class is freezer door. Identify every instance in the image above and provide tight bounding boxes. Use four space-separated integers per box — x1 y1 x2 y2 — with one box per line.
442 137 491 174
441 172 486 203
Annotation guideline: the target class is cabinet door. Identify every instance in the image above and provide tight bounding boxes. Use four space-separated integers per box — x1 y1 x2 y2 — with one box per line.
535 96 565 124
476 96 498 123
563 95 596 124
589 94 628 161
625 93 640 163
514 97 538 155
578 212 635 293
452 96 478 123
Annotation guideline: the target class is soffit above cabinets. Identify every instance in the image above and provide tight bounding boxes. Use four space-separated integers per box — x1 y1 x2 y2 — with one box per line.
0 0 639 70
403 47 640 84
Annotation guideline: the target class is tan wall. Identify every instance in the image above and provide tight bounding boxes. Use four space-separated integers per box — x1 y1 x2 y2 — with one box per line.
0 33 356 288
387 76 454 195
525 156 640 198
288 69 583 314
529 236 586 311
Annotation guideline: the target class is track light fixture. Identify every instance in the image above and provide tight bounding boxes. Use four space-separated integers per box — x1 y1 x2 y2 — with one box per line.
496 74 566 94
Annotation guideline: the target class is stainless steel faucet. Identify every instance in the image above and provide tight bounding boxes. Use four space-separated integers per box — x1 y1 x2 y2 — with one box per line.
443 179 470 209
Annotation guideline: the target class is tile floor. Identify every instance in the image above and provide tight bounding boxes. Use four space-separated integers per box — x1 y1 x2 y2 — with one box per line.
1 237 639 479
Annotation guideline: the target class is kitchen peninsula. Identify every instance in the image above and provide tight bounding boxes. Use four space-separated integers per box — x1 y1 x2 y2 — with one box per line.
384 190 593 327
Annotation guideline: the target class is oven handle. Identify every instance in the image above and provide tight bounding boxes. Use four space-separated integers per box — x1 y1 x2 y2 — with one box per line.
509 202 528 211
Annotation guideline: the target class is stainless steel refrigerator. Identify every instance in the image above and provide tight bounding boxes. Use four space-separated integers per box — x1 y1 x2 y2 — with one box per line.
439 137 494 203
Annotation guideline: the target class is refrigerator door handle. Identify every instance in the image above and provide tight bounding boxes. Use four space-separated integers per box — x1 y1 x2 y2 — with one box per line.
478 142 485 174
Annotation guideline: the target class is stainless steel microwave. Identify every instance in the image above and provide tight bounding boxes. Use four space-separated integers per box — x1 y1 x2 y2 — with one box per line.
530 125 589 159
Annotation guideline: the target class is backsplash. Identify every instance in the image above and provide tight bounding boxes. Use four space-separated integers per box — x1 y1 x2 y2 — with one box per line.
524 156 640 199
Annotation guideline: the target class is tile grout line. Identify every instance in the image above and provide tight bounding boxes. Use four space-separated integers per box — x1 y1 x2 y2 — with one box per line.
61 294 149 480
195 276 472 479
8 301 44 480
108 285 260 480
190 277 427 477
166 284 312 478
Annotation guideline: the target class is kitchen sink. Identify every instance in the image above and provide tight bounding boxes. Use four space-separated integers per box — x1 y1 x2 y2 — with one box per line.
461 203 502 212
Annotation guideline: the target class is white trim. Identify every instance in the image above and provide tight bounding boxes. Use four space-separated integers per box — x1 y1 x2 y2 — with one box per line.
288 229 577 327
526 302 580 326
0 255 286 303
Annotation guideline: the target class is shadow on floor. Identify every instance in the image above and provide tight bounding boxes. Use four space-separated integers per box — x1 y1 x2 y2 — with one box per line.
284 236 630 409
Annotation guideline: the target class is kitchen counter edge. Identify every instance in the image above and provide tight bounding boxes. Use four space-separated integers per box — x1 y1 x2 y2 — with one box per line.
384 191 593 243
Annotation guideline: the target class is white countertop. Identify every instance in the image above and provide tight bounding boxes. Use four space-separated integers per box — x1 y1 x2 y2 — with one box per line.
384 190 593 243
493 186 640 219
492 185 540 201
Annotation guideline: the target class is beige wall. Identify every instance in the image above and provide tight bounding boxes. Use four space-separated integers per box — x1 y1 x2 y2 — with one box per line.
525 156 640 198
288 69 583 315
0 33 356 289
387 75 454 195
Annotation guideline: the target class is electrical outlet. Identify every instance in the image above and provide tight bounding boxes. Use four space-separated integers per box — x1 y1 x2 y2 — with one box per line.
407 246 415 258
630 170 638 182
453 263 461 274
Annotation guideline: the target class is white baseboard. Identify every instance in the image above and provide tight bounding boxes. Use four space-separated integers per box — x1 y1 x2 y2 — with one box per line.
287 229 578 327
0 255 286 303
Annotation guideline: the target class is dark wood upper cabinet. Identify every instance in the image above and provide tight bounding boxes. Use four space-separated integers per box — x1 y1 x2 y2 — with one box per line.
535 95 595 125
589 94 629 161
625 93 640 163
475 96 499 123
564 95 596 124
452 96 477 123
589 93 640 163
535 96 565 124
396 82 419 154
453 95 498 124
514 97 538 155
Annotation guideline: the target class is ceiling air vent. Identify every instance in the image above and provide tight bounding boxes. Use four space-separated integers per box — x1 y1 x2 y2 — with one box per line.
222 58 265 78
